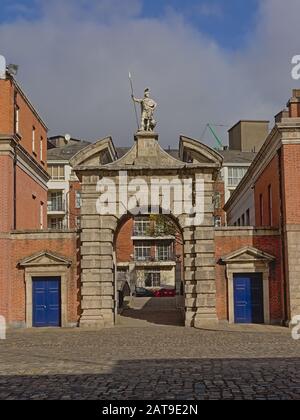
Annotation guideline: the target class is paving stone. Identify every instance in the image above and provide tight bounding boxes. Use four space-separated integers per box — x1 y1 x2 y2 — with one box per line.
0 321 299 400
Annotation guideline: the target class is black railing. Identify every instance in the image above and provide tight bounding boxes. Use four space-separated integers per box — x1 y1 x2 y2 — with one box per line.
134 255 176 262
47 201 65 212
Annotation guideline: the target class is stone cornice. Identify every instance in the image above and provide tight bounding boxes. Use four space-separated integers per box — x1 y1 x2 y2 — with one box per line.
18 250 72 267
74 163 220 173
16 145 50 189
0 134 18 158
0 134 50 187
10 230 77 240
215 227 280 237
221 246 276 263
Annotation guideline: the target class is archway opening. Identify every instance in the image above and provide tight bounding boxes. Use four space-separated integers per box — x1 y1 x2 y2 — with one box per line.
114 213 185 327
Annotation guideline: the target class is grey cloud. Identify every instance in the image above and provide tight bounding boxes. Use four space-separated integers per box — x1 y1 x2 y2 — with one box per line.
0 0 299 148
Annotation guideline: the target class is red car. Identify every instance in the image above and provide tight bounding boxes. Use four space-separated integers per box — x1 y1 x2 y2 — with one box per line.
154 288 176 297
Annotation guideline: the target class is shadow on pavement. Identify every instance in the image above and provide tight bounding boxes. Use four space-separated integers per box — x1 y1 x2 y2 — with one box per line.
119 297 185 327
0 357 300 400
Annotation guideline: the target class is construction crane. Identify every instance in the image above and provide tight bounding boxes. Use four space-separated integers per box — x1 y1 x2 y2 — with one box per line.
207 123 224 150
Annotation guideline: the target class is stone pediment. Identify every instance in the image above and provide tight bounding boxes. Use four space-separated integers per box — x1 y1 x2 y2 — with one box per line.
103 132 185 170
18 251 72 267
180 136 223 166
70 137 117 168
70 132 223 172
221 246 275 264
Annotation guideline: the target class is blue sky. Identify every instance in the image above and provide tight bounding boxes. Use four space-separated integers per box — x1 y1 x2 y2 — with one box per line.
0 0 299 146
142 0 259 50
1 0 259 50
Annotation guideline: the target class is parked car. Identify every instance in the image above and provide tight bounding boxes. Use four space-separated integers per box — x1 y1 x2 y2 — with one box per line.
134 287 155 297
153 288 176 297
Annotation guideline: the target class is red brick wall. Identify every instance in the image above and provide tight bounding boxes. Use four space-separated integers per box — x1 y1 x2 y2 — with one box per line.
15 90 47 168
254 154 281 227
0 78 49 232
116 218 134 262
289 102 300 118
213 180 226 225
115 217 183 265
0 79 14 133
0 78 47 169
69 181 81 229
0 233 80 325
0 238 12 322
0 155 14 232
281 144 300 224
15 166 48 230
215 232 283 323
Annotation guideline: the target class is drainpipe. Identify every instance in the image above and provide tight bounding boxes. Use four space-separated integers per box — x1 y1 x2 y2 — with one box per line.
13 150 17 230
13 88 17 230
278 148 288 324
65 190 70 229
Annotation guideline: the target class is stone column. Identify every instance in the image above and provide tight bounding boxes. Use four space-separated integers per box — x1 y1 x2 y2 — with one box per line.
79 174 117 328
180 172 217 327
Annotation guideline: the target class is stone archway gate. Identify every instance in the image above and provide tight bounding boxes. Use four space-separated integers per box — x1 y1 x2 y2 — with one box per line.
71 132 223 328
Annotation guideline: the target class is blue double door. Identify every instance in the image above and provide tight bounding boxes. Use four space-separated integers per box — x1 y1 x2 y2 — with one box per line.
33 277 61 327
234 274 264 324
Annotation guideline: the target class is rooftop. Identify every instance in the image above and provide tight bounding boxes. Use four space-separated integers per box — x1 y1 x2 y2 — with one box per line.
47 140 90 161
218 149 256 164
48 138 256 165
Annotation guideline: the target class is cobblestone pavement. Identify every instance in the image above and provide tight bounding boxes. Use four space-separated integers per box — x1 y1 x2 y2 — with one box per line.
0 327 300 400
0 317 300 400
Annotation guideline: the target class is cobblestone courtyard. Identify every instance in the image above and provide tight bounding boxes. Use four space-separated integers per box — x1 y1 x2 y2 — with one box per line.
0 299 300 400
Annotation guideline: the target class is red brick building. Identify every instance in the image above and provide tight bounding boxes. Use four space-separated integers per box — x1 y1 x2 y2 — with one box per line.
225 90 300 324
0 65 78 328
115 216 183 292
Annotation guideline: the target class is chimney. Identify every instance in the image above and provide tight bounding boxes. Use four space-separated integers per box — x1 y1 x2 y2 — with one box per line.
287 90 300 118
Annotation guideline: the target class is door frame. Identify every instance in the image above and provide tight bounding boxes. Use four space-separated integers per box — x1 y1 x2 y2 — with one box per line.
227 265 270 324
221 247 275 325
25 268 68 328
233 273 264 324
19 251 72 328
32 276 62 328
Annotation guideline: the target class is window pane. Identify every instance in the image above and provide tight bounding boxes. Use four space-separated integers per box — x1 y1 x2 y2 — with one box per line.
134 218 150 236
53 166 58 179
228 167 247 186
134 242 151 261
157 244 171 260
58 165 64 179
76 191 81 208
145 269 161 287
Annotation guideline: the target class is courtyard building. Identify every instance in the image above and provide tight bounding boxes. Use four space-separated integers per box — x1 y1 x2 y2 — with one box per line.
0 65 78 329
0 65 299 329
47 135 90 230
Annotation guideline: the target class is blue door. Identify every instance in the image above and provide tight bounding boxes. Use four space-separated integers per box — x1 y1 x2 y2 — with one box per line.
33 277 61 327
234 274 264 324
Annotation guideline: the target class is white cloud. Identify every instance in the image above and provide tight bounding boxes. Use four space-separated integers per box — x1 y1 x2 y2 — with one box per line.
0 0 299 147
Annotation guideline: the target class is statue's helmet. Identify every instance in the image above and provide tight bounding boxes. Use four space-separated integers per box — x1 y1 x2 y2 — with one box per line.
144 88 150 95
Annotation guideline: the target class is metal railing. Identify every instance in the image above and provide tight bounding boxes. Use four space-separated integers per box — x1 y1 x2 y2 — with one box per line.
47 201 66 212
134 255 176 262
132 228 173 237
